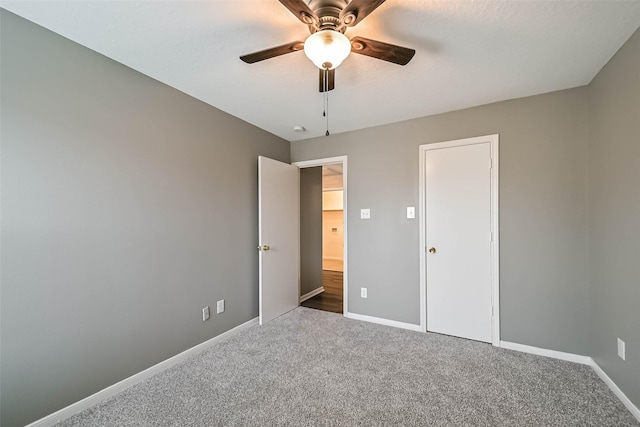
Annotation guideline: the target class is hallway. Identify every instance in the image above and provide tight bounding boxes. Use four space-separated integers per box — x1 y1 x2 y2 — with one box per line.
301 269 343 314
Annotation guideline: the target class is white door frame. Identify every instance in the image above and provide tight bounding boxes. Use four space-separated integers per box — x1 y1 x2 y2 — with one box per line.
293 156 348 316
418 135 500 346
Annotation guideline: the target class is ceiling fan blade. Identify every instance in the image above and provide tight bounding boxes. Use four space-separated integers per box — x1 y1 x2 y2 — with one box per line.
350 36 415 65
240 41 305 64
278 0 319 26
319 69 335 92
339 0 387 27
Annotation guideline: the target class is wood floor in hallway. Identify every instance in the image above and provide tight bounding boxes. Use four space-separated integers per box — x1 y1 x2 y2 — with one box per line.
301 270 343 314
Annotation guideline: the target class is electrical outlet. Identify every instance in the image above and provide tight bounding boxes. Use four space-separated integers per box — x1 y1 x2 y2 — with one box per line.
361 287 367 298
217 299 225 314
202 306 210 321
360 209 371 219
618 338 626 360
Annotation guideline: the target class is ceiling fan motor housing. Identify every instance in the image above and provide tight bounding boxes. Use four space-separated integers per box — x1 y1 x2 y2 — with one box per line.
309 0 350 32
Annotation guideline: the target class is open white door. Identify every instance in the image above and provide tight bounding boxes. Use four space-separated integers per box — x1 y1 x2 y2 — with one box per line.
258 156 300 325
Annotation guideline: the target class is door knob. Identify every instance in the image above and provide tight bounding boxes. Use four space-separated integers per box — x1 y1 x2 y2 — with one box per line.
428 247 436 254
258 245 270 251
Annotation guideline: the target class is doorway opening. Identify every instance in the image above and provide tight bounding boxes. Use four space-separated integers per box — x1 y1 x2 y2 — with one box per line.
294 156 348 315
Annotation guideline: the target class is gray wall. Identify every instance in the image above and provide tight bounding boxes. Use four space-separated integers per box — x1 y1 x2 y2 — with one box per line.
292 88 590 355
0 10 289 427
299 167 323 296
588 28 640 407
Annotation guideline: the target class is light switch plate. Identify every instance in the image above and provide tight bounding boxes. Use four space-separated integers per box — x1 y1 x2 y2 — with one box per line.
618 338 625 360
407 207 415 219
217 300 225 314
360 208 371 219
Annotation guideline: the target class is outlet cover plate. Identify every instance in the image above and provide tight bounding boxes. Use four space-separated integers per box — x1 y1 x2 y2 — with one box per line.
217 300 225 314
361 287 367 298
202 306 210 321
360 209 371 219
618 338 625 360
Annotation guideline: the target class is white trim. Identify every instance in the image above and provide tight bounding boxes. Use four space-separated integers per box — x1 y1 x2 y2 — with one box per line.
590 360 640 421
299 286 324 303
346 312 422 332
499 341 640 422
418 141 427 333
25 317 259 427
418 134 500 345
499 341 591 365
293 156 348 316
490 137 500 347
258 157 265 325
293 156 346 168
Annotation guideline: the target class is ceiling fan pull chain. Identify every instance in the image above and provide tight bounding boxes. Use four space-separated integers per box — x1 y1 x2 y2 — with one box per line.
322 69 327 117
325 93 330 136
324 68 330 136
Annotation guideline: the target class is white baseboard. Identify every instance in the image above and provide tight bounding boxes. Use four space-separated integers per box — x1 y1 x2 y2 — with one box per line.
346 312 422 332
500 341 640 422
26 317 259 427
590 360 640 421
499 341 592 365
299 286 324 303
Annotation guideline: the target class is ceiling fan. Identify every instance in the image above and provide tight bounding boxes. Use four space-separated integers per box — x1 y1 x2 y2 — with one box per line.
240 0 416 92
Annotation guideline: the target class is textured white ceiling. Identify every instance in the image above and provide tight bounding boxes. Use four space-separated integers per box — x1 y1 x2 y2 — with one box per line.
2 1 640 141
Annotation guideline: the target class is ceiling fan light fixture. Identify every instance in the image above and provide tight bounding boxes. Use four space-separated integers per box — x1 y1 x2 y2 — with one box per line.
304 30 351 70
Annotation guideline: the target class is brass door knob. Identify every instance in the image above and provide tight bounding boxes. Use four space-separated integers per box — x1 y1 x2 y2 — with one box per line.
258 245 270 251
428 247 436 254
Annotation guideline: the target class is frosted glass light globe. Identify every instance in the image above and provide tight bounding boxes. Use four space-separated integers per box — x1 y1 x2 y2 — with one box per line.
304 30 351 70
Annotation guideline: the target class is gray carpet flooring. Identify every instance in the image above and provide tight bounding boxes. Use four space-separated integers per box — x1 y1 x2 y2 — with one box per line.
58 307 638 426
